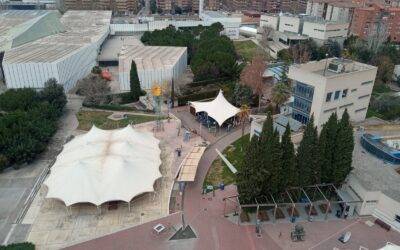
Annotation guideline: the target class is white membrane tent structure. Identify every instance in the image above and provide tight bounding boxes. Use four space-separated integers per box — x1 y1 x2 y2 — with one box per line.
43 125 162 212
189 90 240 127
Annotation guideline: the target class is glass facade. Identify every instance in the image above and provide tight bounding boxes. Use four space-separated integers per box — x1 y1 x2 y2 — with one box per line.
292 81 314 124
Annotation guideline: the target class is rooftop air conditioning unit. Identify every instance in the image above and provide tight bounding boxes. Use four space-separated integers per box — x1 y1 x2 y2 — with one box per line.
327 62 344 73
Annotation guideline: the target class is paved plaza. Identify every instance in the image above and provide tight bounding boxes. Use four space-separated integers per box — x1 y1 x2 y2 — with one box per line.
22 119 202 249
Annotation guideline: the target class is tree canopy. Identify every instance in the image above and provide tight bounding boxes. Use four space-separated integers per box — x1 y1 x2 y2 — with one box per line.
0 79 66 171
141 23 239 82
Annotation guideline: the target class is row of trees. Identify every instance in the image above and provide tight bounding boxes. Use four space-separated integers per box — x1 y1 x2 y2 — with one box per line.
141 23 240 82
0 79 67 171
277 39 341 65
237 110 354 204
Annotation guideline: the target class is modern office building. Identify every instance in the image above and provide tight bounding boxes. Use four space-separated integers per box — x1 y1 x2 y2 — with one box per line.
2 11 111 91
288 58 377 128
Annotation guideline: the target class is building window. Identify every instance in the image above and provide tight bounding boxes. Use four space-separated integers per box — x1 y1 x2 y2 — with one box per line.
326 92 332 102
324 108 337 113
340 103 353 109
334 90 340 100
359 94 370 99
342 89 348 98
361 80 373 85
355 107 367 113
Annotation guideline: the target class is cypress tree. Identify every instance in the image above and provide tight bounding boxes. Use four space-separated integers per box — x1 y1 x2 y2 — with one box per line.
319 113 338 183
237 135 263 204
269 129 282 196
258 112 282 196
281 123 296 188
332 109 354 186
130 60 142 102
296 115 320 187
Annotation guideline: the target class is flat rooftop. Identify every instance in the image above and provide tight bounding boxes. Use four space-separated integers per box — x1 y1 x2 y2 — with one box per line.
0 10 62 51
119 44 187 72
4 10 111 64
99 36 143 62
290 58 377 78
351 131 400 202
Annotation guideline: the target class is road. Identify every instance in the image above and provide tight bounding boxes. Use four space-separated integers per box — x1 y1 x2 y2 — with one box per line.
0 96 82 245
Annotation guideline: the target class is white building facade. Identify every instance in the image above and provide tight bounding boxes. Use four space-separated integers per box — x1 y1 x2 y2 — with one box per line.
302 18 349 45
2 11 111 91
343 174 400 232
288 58 377 128
119 45 187 91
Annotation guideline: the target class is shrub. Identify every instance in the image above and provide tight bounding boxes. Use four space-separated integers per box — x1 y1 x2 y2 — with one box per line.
0 154 8 172
177 90 219 106
0 242 35 250
0 80 66 168
92 66 102 74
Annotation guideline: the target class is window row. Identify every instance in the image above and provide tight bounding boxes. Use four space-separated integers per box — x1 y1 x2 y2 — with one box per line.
326 88 348 102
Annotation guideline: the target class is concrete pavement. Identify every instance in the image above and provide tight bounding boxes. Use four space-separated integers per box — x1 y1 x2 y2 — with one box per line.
0 96 83 245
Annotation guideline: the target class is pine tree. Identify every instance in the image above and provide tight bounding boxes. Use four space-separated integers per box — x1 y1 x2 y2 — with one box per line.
332 109 354 186
319 113 338 183
296 115 320 187
281 123 296 188
130 60 142 102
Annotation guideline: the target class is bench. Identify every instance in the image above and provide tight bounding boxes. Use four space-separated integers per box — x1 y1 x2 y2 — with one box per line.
375 218 391 231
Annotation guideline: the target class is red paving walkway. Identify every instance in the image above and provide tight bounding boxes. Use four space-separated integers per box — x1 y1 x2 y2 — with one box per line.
66 112 400 250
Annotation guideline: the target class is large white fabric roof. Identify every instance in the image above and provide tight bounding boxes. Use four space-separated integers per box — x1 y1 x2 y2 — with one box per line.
190 90 240 126
44 126 162 206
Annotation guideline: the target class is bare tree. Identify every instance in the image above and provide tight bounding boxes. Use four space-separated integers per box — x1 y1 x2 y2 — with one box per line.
75 74 111 105
260 25 275 49
240 56 268 110
367 19 389 53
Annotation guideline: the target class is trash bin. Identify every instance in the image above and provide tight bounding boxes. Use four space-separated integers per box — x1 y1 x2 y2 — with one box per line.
219 183 225 190
291 217 296 223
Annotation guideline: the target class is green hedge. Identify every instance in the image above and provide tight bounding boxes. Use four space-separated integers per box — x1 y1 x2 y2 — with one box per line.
177 90 220 106
0 242 35 250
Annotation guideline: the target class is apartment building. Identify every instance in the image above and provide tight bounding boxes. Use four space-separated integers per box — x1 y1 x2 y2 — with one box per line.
351 3 400 42
288 58 377 128
306 0 359 23
281 0 307 13
62 0 139 13
205 0 219 10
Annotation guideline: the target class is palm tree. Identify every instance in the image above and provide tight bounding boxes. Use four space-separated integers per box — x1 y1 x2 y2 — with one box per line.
272 83 291 112
238 104 251 137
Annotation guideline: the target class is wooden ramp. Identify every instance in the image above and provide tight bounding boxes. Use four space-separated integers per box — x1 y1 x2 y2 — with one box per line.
177 145 207 182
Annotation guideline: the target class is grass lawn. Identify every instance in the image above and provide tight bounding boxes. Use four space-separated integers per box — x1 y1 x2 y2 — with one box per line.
77 111 160 131
203 134 250 187
234 40 261 62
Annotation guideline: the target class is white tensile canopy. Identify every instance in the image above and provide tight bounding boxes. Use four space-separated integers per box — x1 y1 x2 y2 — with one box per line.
43 125 162 207
189 90 240 126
